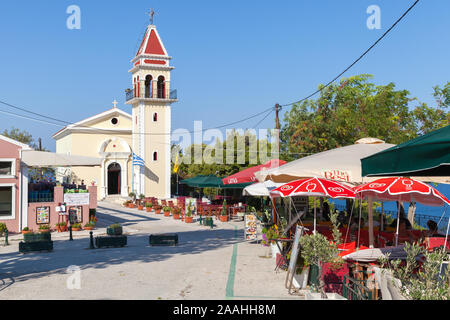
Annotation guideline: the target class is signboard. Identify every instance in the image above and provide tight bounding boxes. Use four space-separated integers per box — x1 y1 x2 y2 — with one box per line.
69 206 83 224
285 225 305 294
322 170 351 182
244 214 258 241
36 207 50 224
64 193 89 206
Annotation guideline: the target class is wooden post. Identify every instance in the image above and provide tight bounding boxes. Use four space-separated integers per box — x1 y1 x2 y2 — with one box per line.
368 197 374 248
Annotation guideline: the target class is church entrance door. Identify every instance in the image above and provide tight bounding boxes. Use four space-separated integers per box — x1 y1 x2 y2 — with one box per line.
107 163 121 195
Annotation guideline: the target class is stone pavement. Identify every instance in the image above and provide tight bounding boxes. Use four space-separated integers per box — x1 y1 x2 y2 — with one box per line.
0 202 304 300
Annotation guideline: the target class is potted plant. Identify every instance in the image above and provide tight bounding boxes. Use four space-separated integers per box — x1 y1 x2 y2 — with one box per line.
128 192 136 208
84 222 95 231
39 224 51 233
299 212 346 299
107 223 123 236
172 207 181 220
219 199 228 222
22 227 33 235
0 223 7 237
262 225 280 259
71 223 82 231
56 222 68 232
145 202 153 212
154 205 162 214
163 206 171 217
185 201 193 223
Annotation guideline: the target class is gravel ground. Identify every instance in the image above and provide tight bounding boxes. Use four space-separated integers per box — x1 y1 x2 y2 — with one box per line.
0 202 304 300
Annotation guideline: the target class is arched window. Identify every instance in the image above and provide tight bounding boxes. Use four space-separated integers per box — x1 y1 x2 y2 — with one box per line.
157 76 165 99
153 151 158 161
153 112 158 122
145 75 152 98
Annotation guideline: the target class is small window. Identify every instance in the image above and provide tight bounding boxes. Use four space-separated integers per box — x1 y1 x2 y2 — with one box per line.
153 152 158 161
153 113 158 122
111 117 118 125
0 186 13 217
0 161 13 176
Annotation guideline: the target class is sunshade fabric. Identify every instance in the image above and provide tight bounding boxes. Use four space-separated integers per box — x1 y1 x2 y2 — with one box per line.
180 175 251 189
22 151 102 167
255 139 395 184
242 181 284 196
222 159 286 185
353 177 450 207
270 177 356 199
361 125 450 177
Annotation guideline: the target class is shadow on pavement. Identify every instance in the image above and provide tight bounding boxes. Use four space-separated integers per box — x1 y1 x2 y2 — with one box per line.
0 228 244 289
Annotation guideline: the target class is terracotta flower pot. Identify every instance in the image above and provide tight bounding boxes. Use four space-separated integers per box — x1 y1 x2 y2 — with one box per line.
72 227 82 232
22 230 33 235
84 227 94 231
155 209 161 214
56 226 67 233
146 207 152 212
138 206 144 211
185 216 193 223
219 215 229 222
128 203 135 208
173 214 180 220
164 211 171 217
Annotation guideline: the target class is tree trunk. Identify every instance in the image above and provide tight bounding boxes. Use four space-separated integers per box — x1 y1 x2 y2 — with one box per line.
318 261 328 299
408 202 416 227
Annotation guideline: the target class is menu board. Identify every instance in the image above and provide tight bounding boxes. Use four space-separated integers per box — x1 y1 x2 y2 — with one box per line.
244 214 258 241
69 206 83 224
36 207 50 224
64 193 90 205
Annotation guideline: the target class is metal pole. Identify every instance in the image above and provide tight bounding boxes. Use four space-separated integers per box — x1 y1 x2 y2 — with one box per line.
4 229 8 246
395 201 401 246
313 197 317 234
89 231 95 249
69 226 73 241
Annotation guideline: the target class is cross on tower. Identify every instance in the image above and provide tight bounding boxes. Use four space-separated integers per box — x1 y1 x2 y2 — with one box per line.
112 99 118 108
148 8 155 25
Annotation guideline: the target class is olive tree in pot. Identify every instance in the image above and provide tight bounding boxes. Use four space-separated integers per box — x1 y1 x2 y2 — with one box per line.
299 212 345 299
185 201 193 223
219 199 228 222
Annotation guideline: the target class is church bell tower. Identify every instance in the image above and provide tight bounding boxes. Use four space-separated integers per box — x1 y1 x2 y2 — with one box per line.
125 10 177 199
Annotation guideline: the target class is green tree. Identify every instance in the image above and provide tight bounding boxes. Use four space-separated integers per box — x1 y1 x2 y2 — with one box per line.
280 75 449 158
2 127 37 148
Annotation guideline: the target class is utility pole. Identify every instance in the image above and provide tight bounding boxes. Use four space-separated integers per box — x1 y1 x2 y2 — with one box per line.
275 103 282 156
38 138 42 151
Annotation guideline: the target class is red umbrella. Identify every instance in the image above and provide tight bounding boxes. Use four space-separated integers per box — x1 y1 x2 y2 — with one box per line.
270 177 356 199
354 177 450 246
270 177 356 234
353 177 450 206
222 159 286 185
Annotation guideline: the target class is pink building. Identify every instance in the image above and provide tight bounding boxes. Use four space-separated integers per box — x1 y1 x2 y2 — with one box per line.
0 134 98 234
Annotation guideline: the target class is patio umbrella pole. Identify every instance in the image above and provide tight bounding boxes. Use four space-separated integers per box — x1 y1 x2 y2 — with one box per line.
395 201 401 246
380 202 384 232
368 196 374 248
313 197 317 234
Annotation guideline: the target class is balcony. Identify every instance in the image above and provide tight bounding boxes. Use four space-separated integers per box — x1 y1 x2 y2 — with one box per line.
125 88 178 103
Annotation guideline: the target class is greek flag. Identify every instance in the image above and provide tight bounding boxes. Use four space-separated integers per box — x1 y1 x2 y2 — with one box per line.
132 153 145 167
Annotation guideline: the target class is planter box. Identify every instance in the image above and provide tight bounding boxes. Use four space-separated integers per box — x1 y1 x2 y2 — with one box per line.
24 232 51 243
106 227 123 236
305 292 347 300
95 235 127 248
292 267 310 289
308 263 349 295
19 241 53 253
149 233 178 246
201 217 214 227
185 216 193 223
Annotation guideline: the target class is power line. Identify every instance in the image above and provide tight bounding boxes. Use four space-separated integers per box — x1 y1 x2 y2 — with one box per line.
281 0 420 108
253 108 275 129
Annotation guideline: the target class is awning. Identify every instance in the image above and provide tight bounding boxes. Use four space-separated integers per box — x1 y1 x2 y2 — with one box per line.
242 181 284 196
22 151 102 167
180 174 252 189
222 159 286 185
255 138 394 184
361 125 450 178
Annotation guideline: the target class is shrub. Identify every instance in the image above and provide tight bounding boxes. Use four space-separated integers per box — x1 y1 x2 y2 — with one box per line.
0 223 8 235
172 207 181 215
221 200 227 216
72 223 82 229
109 223 121 229
145 202 153 208
163 206 171 212
56 222 67 227
84 222 95 228
22 227 30 231
139 194 145 200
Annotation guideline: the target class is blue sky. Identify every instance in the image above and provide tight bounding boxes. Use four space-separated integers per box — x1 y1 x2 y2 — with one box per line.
0 0 449 151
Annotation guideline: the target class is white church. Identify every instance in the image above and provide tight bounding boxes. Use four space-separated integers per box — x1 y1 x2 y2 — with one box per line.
53 15 177 200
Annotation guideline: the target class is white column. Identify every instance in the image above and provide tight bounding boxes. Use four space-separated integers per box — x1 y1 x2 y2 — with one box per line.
165 105 171 198
21 166 28 229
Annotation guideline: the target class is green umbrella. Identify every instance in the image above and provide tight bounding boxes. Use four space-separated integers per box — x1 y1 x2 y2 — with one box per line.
180 174 251 189
362 125 450 177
